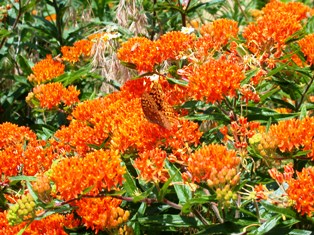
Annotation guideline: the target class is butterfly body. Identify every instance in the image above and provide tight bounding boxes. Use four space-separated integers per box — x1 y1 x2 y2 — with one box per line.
141 82 176 130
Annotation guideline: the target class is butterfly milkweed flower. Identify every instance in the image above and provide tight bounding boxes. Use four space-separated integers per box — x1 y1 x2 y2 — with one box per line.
243 0 310 61
50 149 125 200
268 164 314 217
27 55 65 84
257 117 314 160
0 122 56 176
117 32 194 73
285 167 314 217
194 19 238 58
117 37 160 72
156 31 195 61
134 148 169 183
27 82 80 109
186 56 245 103
187 144 241 187
61 39 93 63
298 33 314 65
76 197 130 233
2 212 80 235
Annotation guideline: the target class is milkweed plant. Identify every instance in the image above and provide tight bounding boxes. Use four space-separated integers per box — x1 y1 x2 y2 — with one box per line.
1 0 314 234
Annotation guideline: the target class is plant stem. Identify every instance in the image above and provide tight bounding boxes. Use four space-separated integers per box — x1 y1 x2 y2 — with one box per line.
295 74 314 111
0 0 29 50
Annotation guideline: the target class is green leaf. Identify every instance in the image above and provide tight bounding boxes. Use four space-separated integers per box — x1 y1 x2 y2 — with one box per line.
53 64 93 86
305 16 314 34
252 215 281 235
26 181 39 202
187 0 225 13
0 29 12 40
181 195 216 214
82 186 94 195
9 176 37 182
17 221 32 235
299 104 307 119
158 172 175 202
166 77 188 86
196 221 241 235
138 214 203 228
288 229 313 235
260 201 297 218
123 167 138 196
16 55 33 76
165 160 192 204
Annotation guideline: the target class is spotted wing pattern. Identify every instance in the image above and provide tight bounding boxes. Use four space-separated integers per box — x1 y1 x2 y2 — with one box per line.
141 82 176 129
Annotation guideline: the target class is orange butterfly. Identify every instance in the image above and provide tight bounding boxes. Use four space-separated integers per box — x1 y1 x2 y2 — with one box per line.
141 82 176 130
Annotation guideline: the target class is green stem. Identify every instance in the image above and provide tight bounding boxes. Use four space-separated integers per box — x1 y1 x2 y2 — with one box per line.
295 74 314 112
0 0 29 50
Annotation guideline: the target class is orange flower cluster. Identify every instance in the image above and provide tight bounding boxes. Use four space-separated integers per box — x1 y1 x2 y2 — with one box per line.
65 78 201 155
117 37 161 72
243 0 310 58
157 31 195 60
268 164 314 216
27 55 65 84
61 39 93 63
194 19 238 57
27 82 80 109
76 197 129 233
186 55 245 103
298 33 314 65
0 122 57 176
134 148 168 183
117 31 194 72
230 117 260 149
258 117 314 160
286 166 314 217
53 120 102 156
187 144 241 187
50 149 125 200
0 211 80 235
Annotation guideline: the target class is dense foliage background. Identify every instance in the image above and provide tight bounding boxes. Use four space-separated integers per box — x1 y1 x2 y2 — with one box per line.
1 0 314 234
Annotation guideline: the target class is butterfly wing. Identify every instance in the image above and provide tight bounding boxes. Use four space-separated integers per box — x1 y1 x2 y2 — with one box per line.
141 91 172 130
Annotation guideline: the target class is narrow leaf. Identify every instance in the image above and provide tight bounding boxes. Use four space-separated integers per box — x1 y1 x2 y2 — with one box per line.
165 160 192 204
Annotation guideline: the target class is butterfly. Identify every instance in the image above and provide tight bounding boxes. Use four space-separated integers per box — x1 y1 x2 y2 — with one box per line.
141 82 176 130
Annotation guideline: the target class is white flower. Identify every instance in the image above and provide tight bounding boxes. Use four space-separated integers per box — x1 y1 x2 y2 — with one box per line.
181 26 194 34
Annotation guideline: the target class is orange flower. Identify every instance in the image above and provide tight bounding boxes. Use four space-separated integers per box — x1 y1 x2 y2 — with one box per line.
29 82 80 109
45 13 57 21
76 197 129 233
58 78 201 159
286 167 314 216
262 0 311 21
0 123 56 176
28 55 65 84
230 117 260 149
186 55 245 103
156 31 195 60
298 34 314 65
0 211 25 234
258 117 314 159
50 149 125 200
53 120 102 155
134 148 169 183
243 0 309 59
192 19 238 59
187 144 241 187
117 37 161 72
61 39 93 63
